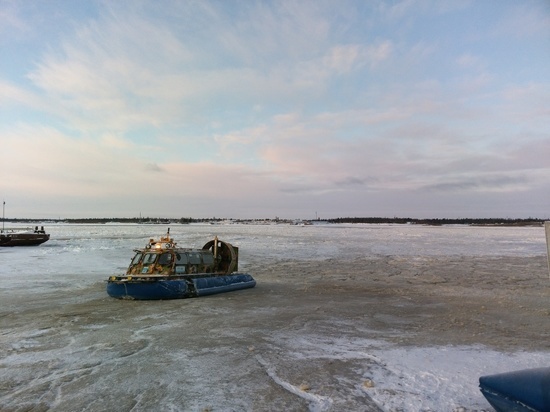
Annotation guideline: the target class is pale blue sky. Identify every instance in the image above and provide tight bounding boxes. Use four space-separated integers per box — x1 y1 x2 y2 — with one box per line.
1 0 549 219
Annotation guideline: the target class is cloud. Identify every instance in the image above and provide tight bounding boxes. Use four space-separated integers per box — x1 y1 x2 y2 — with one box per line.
0 79 45 110
421 174 529 192
500 83 550 121
99 134 133 150
21 1 399 138
335 176 369 187
456 53 484 70
490 3 550 38
144 163 164 173
323 41 393 74
1 124 186 200
0 1 28 35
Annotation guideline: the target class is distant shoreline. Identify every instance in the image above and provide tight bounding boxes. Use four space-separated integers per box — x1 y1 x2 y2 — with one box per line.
1 217 546 226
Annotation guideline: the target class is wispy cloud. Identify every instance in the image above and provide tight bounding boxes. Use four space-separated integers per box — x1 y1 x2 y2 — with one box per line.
0 0 548 218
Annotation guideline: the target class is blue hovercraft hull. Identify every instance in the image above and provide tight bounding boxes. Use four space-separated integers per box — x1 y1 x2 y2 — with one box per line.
107 273 256 300
479 367 550 412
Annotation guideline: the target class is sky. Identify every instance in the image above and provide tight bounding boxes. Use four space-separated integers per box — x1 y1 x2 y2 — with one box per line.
1 0 549 220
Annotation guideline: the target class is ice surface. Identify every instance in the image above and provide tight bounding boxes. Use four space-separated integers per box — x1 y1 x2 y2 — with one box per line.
367 345 547 411
0 223 548 411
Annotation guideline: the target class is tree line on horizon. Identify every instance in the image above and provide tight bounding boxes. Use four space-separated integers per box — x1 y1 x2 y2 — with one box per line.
327 217 546 226
1 216 547 226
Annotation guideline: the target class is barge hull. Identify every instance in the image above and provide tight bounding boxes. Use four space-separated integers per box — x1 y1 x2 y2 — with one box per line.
0 233 50 246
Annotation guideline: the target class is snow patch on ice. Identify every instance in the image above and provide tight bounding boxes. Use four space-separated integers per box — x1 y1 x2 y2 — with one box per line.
267 331 548 411
256 354 333 411
366 345 549 411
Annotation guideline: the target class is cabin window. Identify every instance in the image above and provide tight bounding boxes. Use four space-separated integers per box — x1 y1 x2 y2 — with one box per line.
175 253 188 274
158 252 172 265
202 253 214 265
188 252 201 264
142 253 157 265
176 253 188 264
131 253 142 265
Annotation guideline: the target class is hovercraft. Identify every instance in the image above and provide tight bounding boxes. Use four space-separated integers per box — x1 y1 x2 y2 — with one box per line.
106 229 255 300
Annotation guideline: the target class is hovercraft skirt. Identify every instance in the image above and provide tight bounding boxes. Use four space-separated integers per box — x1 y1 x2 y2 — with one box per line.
107 273 256 300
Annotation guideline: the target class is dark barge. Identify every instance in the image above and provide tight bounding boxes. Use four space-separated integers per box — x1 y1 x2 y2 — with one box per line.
0 226 50 247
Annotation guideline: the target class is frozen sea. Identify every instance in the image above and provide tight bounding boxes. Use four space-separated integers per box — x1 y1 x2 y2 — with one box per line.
0 222 548 411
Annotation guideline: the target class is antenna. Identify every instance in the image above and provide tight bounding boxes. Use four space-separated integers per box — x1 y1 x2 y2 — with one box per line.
545 221 550 280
